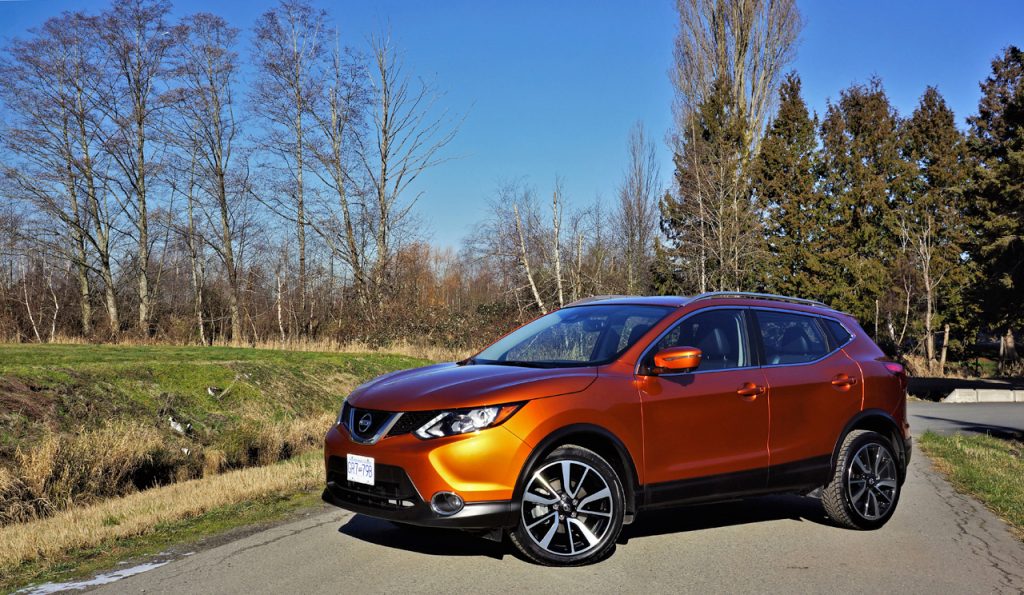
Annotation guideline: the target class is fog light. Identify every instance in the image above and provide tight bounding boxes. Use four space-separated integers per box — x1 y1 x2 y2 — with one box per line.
430 491 464 516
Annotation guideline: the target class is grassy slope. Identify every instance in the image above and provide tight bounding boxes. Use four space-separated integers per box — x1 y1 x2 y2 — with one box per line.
0 344 429 592
0 344 425 459
919 431 1024 538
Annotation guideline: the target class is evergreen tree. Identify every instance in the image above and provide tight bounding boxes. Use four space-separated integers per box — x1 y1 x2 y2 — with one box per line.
902 86 972 368
966 46 1024 361
660 76 761 294
752 72 824 298
818 78 911 345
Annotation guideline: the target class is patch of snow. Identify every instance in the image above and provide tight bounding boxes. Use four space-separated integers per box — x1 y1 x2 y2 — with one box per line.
18 561 169 594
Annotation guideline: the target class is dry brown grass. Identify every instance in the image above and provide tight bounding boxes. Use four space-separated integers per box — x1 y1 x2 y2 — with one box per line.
0 453 321 575
2 421 179 524
2 413 334 526
16 334 472 362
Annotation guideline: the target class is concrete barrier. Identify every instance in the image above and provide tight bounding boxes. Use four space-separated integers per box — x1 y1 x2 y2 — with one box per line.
943 388 1024 403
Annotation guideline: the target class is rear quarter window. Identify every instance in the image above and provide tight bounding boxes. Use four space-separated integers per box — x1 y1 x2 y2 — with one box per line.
824 318 853 346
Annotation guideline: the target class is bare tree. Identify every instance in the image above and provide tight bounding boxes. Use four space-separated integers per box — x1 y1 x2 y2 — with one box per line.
167 13 245 343
0 12 124 336
672 0 802 162
356 32 459 310
97 0 178 334
615 122 660 294
251 0 332 337
307 40 370 303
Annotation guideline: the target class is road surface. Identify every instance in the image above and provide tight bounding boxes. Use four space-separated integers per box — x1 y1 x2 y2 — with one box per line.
90 412 1024 594
909 400 1024 440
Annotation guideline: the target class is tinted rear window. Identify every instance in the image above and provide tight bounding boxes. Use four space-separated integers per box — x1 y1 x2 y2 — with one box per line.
757 311 829 365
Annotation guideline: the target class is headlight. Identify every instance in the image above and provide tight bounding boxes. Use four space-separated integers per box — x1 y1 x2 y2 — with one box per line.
414 404 522 439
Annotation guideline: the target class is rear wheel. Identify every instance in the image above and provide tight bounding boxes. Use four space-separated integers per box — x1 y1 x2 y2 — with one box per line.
822 430 902 529
510 445 624 566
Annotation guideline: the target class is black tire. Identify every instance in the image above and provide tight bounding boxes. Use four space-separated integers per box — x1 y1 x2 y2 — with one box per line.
510 445 624 566
822 430 902 530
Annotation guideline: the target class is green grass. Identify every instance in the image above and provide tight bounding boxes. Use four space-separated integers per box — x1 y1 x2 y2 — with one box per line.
919 431 1024 538
0 343 425 459
2 487 323 593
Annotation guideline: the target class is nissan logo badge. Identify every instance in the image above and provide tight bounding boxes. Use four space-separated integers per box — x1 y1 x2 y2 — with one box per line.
357 413 373 434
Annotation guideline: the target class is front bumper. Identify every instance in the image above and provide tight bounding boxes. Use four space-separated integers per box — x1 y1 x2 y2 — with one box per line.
322 487 515 530
322 422 529 529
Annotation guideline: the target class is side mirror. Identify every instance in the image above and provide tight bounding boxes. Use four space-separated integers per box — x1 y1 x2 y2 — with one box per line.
652 346 702 374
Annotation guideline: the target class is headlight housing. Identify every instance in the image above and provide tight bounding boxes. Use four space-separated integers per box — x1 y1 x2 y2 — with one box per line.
414 404 522 439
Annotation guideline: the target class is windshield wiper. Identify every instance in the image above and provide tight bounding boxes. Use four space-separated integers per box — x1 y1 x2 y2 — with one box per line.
485 360 558 369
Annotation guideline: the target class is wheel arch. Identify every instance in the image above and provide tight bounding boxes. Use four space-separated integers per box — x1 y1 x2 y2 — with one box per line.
832 409 908 481
513 423 641 521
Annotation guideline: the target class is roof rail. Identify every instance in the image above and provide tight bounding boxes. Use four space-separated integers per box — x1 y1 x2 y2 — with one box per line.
564 294 631 307
689 291 831 309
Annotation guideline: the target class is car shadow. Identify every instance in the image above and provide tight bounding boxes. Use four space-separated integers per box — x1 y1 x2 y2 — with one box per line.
619 493 833 544
338 493 834 561
912 414 1024 440
338 515 507 560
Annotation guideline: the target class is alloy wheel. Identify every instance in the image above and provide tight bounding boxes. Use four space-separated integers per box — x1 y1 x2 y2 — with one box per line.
521 460 614 557
846 442 898 521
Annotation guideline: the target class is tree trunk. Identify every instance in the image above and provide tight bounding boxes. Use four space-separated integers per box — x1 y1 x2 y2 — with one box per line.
924 275 935 368
295 108 307 337
217 171 241 345
1005 328 1018 362
939 323 950 376
136 119 152 336
552 190 564 308
22 272 41 343
515 204 546 314
185 171 207 347
277 270 287 343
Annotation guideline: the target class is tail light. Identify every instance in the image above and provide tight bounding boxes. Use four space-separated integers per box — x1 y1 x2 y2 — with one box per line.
883 362 905 376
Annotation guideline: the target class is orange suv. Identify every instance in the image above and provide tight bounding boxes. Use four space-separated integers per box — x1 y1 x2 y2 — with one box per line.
323 293 910 565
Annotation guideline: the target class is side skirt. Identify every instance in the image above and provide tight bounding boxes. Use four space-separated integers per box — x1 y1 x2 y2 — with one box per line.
638 455 832 510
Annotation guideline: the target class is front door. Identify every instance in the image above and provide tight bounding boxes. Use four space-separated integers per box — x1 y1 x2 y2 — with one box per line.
637 308 770 504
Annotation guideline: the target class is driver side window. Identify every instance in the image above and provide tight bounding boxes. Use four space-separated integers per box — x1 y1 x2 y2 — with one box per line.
653 309 749 372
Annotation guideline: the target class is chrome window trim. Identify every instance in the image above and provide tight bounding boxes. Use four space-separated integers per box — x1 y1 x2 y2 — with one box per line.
344 408 403 445
634 305 857 376
634 306 755 377
748 307 855 369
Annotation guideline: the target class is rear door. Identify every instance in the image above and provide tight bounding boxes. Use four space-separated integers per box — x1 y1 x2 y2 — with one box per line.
637 308 770 503
751 309 863 489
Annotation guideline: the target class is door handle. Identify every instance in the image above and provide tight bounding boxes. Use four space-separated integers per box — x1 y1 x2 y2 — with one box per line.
831 374 859 388
736 383 765 398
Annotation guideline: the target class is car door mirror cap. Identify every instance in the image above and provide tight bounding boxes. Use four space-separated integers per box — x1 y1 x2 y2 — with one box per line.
651 346 702 374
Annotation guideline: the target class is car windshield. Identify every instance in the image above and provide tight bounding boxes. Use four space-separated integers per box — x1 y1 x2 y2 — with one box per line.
471 304 673 368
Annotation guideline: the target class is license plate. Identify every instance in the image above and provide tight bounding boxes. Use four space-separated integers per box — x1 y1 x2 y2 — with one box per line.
347 454 375 486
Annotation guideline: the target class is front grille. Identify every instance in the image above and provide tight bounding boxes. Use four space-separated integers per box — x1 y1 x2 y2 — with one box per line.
342 404 395 442
387 410 442 437
326 456 419 510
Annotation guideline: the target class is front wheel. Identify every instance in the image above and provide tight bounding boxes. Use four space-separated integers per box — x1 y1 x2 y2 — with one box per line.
822 430 902 529
509 445 624 566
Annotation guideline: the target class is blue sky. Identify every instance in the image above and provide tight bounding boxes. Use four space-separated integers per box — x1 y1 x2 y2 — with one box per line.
2 0 1022 248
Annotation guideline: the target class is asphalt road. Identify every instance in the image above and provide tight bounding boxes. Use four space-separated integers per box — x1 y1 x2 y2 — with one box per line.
909 400 1024 440
91 408 1024 594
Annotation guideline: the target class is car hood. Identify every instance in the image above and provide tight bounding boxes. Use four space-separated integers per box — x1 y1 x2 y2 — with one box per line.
346 363 597 411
